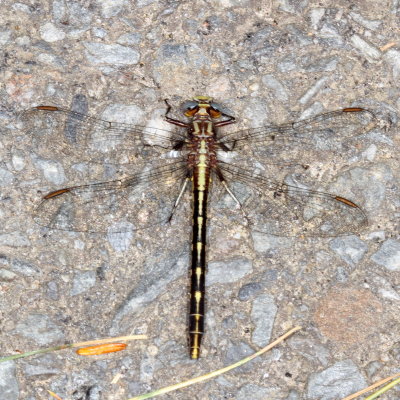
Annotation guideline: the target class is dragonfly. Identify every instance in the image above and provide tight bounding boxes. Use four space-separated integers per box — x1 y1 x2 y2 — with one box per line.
20 96 377 359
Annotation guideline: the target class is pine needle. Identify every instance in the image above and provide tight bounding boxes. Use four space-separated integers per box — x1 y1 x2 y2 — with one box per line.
342 372 400 400
128 326 302 400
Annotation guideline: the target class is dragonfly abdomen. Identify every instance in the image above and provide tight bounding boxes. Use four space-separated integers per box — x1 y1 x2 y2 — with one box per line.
188 152 211 359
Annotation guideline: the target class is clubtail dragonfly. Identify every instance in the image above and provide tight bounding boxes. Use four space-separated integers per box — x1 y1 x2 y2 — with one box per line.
20 96 377 359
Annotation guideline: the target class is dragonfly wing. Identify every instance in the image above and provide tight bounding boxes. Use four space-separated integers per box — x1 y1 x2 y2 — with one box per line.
19 106 187 164
218 108 377 151
33 159 188 233
217 162 367 237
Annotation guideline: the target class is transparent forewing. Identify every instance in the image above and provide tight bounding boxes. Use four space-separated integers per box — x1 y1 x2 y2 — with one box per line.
218 108 377 150
34 159 188 233
19 107 187 164
217 162 367 237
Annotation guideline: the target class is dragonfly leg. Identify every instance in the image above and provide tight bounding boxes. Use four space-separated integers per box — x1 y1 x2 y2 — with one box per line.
221 180 241 209
214 113 236 128
164 99 189 128
214 167 252 227
168 177 190 222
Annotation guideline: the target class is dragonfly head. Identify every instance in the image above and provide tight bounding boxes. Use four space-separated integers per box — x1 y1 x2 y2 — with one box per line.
182 96 222 119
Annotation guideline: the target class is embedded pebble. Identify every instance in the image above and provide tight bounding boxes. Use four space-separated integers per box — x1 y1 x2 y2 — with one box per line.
70 270 96 296
107 222 135 252
0 362 19 400
350 34 381 61
307 360 366 400
252 231 293 253
384 49 400 79
32 157 65 185
14 314 65 345
39 22 66 42
371 239 400 271
0 232 30 247
329 235 368 266
83 42 140 65
0 31 11 46
0 168 14 186
251 293 277 347
207 257 253 285
236 383 276 400
238 282 263 301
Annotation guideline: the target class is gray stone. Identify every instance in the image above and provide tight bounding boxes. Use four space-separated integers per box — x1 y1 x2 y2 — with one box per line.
117 32 141 46
0 361 19 400
83 42 140 65
262 75 289 102
207 257 253 285
371 239 400 271
349 12 382 31
251 293 277 347
140 354 157 382
70 270 96 296
12 3 34 13
46 281 59 300
372 275 400 301
238 282 263 301
158 44 188 63
224 341 255 371
319 23 344 45
11 154 26 171
14 314 65 345
107 222 135 252
335 266 349 282
299 76 329 105
365 361 382 378
288 337 330 366
0 168 14 186
300 55 338 72
101 104 145 125
0 255 40 276
99 0 127 18
37 53 66 68
32 156 65 185
286 390 300 400
0 30 11 46
329 235 368 266
54 1 93 27
23 354 61 377
39 22 66 42
384 49 400 79
236 383 275 400
92 27 107 39
278 0 308 14
350 34 381 61
252 231 293 253
0 269 17 281
307 360 366 400
331 164 393 212
0 232 30 247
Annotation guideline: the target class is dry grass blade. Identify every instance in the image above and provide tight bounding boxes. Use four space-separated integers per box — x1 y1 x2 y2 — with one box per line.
363 375 400 400
0 335 146 363
47 390 63 400
128 326 302 400
342 372 400 400
76 343 127 356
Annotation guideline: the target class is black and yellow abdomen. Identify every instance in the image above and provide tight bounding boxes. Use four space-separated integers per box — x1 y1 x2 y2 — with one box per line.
189 139 211 359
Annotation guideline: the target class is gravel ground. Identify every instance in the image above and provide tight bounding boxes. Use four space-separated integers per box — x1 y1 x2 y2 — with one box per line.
0 1 399 399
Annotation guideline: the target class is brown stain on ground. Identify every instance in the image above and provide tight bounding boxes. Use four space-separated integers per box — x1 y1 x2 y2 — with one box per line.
313 287 383 344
